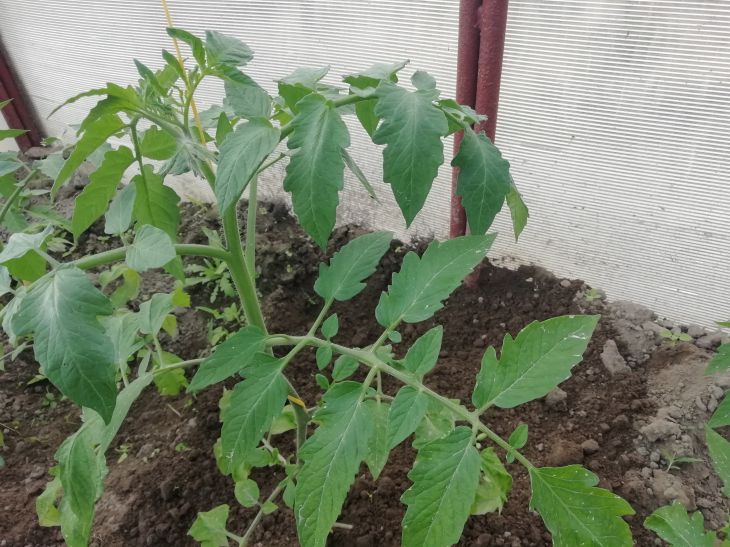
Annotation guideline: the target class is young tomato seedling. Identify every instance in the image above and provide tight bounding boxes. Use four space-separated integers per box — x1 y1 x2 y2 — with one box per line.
0 27 638 547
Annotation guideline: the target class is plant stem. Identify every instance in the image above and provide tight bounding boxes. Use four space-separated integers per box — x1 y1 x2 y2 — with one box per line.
72 243 229 270
279 93 365 139
245 175 258 274
269 334 534 469
240 483 285 546
152 357 204 374
0 168 37 228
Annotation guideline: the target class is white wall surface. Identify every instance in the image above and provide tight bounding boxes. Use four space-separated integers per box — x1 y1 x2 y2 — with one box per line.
0 0 728 326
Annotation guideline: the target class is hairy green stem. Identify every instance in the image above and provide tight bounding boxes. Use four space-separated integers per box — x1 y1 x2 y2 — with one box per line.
0 168 38 229
152 357 204 374
240 483 285 546
245 175 258 274
72 243 229 270
268 334 534 469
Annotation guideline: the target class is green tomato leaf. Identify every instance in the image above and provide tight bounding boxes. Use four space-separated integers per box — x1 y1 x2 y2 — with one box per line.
188 325 267 391
167 27 206 67
710 390 730 428
403 325 442 377
315 345 333 370
343 61 407 93
644 501 716 547
0 128 27 139
188 504 230 547
452 127 511 235
224 78 272 119
140 126 177 160
277 66 330 112
12 267 117 421
365 400 390 480
505 182 529 241
295 382 373 547
706 427 730 497
153 354 188 396
104 183 136 235
53 113 125 196
373 83 448 225
284 94 350 247
387 385 429 449
413 398 456 449
102 312 142 368
314 231 392 302
401 426 480 547
321 313 339 339
707 343 730 374
35 151 66 180
529 465 634 546
376 234 495 327
215 112 233 145
205 30 253 67
36 474 62 527
71 146 134 239
221 355 289 474
132 165 180 239
136 292 174 336
215 118 280 212
125 225 176 272
235 478 260 508
471 448 512 515
0 152 23 176
473 315 599 409
0 225 53 264
331 354 359 380
355 99 378 137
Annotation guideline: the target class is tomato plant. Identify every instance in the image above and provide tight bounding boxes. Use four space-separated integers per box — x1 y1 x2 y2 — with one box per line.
0 27 638 546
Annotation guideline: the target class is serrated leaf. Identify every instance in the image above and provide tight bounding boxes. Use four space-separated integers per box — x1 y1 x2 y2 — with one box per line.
235 479 260 508
224 78 271 119
315 231 392 302
710 393 730 428
376 235 495 327
0 225 53 264
278 66 329 112
53 113 125 196
321 313 339 339
205 30 253 67
707 343 730 374
102 312 142 368
153 353 187 396
221 355 289 474
132 165 180 238
506 182 529 241
403 325 442 376
104 183 136 235
215 118 279 212
529 465 634 546
36 474 62 527
270 405 297 435
71 146 134 239
471 448 512 515
295 382 373 547
35 152 66 180
473 315 599 409
401 426 480 547
284 94 350 247
644 501 716 547
331 354 359 380
140 126 176 160
373 84 448 225
365 400 390 480
188 325 267 391
188 505 230 547
413 398 456 450
125 225 176 272
452 128 511 235
12 267 116 421
706 427 730 497
388 385 429 448
343 61 407 92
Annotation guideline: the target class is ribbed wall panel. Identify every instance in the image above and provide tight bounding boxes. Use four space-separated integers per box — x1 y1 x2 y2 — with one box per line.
1 0 729 326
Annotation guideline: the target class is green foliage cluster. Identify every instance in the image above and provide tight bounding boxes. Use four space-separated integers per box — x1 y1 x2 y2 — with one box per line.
0 27 645 546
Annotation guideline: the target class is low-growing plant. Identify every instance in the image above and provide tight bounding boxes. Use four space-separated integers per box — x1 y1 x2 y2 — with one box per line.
0 26 642 547
644 335 730 545
659 327 693 346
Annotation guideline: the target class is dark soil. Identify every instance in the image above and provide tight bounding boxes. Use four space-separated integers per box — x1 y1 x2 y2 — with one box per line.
0 199 706 547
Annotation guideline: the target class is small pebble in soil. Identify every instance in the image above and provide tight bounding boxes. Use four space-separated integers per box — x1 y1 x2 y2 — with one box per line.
581 439 600 455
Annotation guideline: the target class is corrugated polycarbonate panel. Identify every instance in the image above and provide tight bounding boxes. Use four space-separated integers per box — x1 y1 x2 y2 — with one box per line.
1 0 729 326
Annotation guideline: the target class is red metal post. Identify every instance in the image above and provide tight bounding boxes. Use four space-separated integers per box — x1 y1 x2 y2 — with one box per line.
450 0 509 237
0 45 42 151
450 0 482 238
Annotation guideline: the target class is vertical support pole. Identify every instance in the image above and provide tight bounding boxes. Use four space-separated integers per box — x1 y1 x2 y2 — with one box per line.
450 0 510 237
0 45 42 151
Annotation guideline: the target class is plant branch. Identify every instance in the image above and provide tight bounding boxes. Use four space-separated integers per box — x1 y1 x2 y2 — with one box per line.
240 483 285 546
0 168 38 229
245 175 258 274
153 357 203 375
268 334 534 469
72 243 229 270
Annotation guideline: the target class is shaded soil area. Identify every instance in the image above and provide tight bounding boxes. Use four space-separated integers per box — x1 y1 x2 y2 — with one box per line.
0 200 727 546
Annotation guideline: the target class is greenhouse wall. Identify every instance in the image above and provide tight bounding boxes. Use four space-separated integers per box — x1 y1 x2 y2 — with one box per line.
0 0 728 326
